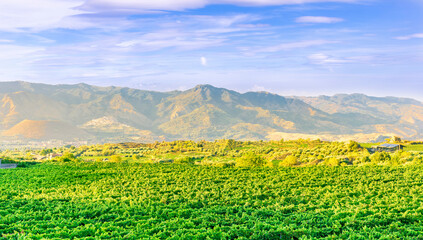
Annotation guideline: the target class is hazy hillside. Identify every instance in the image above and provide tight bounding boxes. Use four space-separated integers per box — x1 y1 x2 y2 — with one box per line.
2 120 91 140
0 81 422 143
298 94 423 140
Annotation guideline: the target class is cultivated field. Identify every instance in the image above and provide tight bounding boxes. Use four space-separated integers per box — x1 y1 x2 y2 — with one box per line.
2 163 423 239
1 140 423 239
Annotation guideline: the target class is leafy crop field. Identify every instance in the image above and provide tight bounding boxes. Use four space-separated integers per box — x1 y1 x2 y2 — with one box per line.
404 144 423 152
2 163 423 239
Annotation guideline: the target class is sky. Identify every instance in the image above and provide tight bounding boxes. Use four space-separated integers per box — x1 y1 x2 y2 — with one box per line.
0 0 422 99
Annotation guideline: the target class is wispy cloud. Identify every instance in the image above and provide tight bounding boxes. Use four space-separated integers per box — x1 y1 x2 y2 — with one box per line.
0 44 45 60
0 0 84 31
79 0 362 12
112 14 264 52
0 0 361 32
308 53 351 65
257 40 338 53
296 16 344 24
395 33 423 40
116 36 225 52
0 44 46 81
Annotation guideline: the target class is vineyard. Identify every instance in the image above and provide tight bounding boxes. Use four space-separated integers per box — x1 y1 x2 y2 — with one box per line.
2 163 423 239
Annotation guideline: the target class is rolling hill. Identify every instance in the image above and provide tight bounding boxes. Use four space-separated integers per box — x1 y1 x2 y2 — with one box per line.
0 81 422 142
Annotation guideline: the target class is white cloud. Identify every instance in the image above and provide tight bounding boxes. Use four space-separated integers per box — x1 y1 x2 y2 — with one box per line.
116 40 138 48
296 16 344 23
113 14 262 52
249 84 273 92
0 45 45 60
115 32 225 52
307 53 377 66
308 53 351 65
79 0 207 12
216 0 358 6
258 40 338 53
395 33 423 40
0 0 84 31
81 73 101 77
0 44 46 81
0 0 359 31
80 0 361 12
201 57 208 66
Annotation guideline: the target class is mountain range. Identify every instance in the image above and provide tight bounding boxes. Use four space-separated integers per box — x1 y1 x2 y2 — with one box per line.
1 81 422 143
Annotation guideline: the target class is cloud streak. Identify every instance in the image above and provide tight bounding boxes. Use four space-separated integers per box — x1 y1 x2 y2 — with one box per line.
0 0 84 31
112 14 262 52
0 0 360 31
308 53 351 65
80 0 362 12
395 33 423 40
257 40 338 53
296 16 344 23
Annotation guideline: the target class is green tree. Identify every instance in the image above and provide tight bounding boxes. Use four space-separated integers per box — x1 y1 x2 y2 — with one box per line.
325 158 340 166
236 153 265 167
347 141 360 152
389 154 401 166
58 153 77 162
358 156 371 164
40 149 53 156
25 152 33 160
174 156 195 164
102 150 115 156
279 155 298 167
110 155 122 163
225 139 236 150
370 152 391 164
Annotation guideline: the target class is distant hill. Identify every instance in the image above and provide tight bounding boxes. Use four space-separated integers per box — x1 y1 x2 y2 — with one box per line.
2 120 91 140
0 81 422 142
297 94 423 140
80 116 163 143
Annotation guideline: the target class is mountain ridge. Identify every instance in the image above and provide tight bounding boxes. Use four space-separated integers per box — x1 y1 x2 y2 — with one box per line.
0 81 422 143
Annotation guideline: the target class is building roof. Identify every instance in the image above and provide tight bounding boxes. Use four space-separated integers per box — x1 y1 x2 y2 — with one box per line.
378 143 400 148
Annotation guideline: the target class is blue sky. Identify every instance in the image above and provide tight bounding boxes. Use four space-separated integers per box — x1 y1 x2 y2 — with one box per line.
0 0 422 99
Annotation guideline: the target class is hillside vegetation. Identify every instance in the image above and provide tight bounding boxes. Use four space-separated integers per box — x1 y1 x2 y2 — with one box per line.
0 81 422 142
2 139 423 167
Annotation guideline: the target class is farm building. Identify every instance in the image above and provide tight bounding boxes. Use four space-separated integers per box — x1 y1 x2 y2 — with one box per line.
372 143 403 153
0 159 18 169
